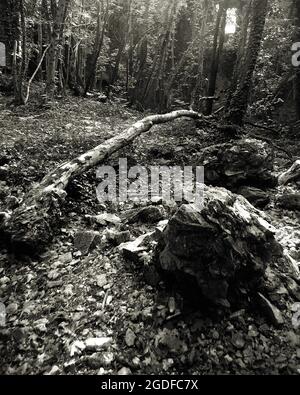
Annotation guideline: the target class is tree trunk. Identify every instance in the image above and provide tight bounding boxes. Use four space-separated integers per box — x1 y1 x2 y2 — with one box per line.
13 0 26 105
293 0 300 120
5 110 205 255
37 21 43 81
190 0 209 111
225 0 268 125
125 0 134 93
46 0 70 99
205 0 228 115
278 160 300 185
142 0 175 111
111 0 131 85
131 0 150 106
85 0 109 95
225 0 252 110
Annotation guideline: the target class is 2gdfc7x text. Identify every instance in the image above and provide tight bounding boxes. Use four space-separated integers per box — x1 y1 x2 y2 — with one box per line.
100 379 199 392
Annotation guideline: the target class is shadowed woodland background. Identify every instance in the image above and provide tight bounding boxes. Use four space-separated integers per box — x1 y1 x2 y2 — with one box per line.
0 0 299 124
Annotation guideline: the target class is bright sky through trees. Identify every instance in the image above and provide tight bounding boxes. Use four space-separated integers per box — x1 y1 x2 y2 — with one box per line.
226 8 237 34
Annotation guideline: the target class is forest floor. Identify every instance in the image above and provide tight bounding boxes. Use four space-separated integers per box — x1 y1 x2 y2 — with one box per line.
0 95 300 375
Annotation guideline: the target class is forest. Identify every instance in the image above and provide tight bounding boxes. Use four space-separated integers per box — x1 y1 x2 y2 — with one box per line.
0 0 300 377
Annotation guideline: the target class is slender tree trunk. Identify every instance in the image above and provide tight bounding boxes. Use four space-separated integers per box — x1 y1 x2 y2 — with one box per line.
131 0 150 106
226 0 268 125
13 0 26 105
142 0 175 111
85 0 110 95
205 0 228 115
225 0 252 110
190 0 209 111
46 0 70 99
293 0 300 120
111 0 132 85
37 21 43 80
126 0 134 93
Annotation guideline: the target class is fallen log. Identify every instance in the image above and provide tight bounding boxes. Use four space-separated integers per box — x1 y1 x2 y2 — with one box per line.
278 160 300 185
4 110 203 255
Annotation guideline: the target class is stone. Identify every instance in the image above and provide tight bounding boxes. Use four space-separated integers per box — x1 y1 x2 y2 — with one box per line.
96 274 108 288
257 293 284 327
74 230 102 255
158 186 283 308
86 213 121 226
106 230 131 246
154 220 169 240
125 328 136 347
65 123 73 130
224 354 233 363
85 337 112 351
125 205 166 224
117 367 131 375
0 276 10 284
0 211 10 229
6 302 18 315
119 232 153 263
238 186 270 208
87 352 114 369
197 139 277 191
231 332 245 349
47 280 63 288
64 284 74 296
59 252 73 263
45 365 61 375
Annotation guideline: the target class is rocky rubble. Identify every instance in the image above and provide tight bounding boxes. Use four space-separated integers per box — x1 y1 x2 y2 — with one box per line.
197 138 277 191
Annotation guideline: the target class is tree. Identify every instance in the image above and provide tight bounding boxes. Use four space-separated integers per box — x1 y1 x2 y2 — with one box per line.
12 0 27 105
84 0 110 95
225 0 252 110
225 0 268 125
46 0 71 99
189 0 209 111
205 0 229 115
293 0 300 120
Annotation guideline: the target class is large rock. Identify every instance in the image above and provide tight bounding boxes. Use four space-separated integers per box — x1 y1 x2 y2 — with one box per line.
197 139 277 190
158 186 283 308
